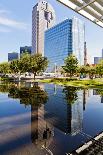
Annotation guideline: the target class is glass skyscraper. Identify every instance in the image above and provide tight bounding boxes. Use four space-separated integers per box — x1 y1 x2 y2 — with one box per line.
32 1 56 56
45 17 85 72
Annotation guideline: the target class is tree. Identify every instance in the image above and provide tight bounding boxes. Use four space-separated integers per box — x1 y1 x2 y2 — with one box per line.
29 54 48 80
0 62 10 75
63 86 78 105
96 60 103 78
88 66 96 79
19 53 31 74
10 53 31 80
78 65 88 77
62 54 78 78
10 60 20 75
9 84 48 106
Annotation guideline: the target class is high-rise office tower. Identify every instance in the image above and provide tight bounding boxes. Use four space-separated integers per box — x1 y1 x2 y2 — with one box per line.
45 17 85 72
32 1 56 56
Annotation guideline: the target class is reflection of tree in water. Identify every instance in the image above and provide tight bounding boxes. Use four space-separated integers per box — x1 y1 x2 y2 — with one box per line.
0 83 53 153
63 86 79 105
94 89 103 103
96 89 103 96
8 84 48 107
0 83 14 93
0 82 48 107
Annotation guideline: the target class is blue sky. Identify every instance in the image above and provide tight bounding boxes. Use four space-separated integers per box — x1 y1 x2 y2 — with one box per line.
0 0 103 63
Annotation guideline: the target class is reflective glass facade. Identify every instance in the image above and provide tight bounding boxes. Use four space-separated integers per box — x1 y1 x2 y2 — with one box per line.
45 17 85 72
72 17 85 66
20 46 32 57
8 53 19 62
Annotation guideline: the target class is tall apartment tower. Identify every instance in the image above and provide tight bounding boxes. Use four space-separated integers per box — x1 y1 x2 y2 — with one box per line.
84 42 87 65
32 1 56 56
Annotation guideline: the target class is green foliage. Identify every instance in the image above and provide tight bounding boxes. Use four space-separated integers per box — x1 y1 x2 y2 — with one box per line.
51 77 78 83
62 54 78 77
63 86 78 104
0 53 48 80
29 54 48 79
9 84 48 106
0 62 10 75
39 78 103 88
19 53 48 80
10 60 20 74
88 66 96 79
19 53 31 73
78 65 88 75
96 60 103 77
0 82 48 107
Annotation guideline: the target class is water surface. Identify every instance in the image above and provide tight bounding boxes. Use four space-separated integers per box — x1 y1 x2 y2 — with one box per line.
0 82 103 155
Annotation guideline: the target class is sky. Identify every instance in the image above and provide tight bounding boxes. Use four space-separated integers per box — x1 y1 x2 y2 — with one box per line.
0 0 103 63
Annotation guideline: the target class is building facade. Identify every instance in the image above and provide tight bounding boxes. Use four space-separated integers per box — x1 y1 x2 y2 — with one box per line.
45 17 85 72
94 57 102 64
20 46 32 57
94 49 103 64
8 52 19 62
32 1 56 56
44 84 83 135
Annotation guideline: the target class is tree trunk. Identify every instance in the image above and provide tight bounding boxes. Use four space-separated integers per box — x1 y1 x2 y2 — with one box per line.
18 72 21 81
34 72 36 80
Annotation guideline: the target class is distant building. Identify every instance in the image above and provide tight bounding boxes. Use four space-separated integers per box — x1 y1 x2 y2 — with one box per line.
32 1 56 56
8 52 19 62
94 49 103 64
45 17 85 72
20 46 32 56
94 57 102 64
102 49 103 58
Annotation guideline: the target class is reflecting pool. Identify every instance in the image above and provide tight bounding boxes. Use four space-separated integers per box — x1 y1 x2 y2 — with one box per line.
0 82 103 155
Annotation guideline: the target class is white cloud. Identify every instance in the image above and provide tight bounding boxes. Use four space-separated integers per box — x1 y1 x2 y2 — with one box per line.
0 16 28 30
0 8 29 30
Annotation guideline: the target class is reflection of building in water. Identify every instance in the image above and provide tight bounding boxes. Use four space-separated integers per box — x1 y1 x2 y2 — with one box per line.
93 89 99 95
83 89 89 111
70 91 83 135
54 85 57 95
20 82 45 89
44 85 83 136
101 97 103 103
31 104 54 149
93 89 103 103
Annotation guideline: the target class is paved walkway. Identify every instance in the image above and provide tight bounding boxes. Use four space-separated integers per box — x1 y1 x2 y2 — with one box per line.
70 132 103 155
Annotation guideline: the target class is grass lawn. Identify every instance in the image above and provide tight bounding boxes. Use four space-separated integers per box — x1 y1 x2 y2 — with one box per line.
37 78 103 88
